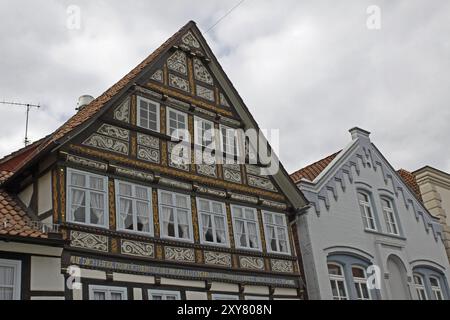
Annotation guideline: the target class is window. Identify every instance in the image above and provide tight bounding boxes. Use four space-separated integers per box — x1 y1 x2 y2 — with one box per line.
148 290 181 300
231 205 261 251
138 96 160 132
0 259 21 300
413 274 428 300
89 285 127 300
67 169 108 228
197 198 229 246
381 198 399 235
211 294 239 300
430 276 444 300
262 211 290 254
194 116 215 149
166 107 188 140
219 125 240 157
352 266 371 300
358 192 376 231
328 263 348 300
116 181 153 235
159 190 193 242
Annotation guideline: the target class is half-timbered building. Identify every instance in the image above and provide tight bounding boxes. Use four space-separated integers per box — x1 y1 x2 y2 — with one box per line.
0 21 308 300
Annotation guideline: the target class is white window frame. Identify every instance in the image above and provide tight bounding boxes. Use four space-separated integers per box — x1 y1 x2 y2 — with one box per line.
196 198 230 247
115 180 153 236
88 285 128 300
430 276 444 300
166 107 188 140
413 273 428 300
231 205 262 251
0 259 21 300
67 168 109 228
211 294 239 300
358 192 377 231
328 263 349 300
148 289 181 300
158 190 194 243
262 211 291 255
137 96 160 133
219 124 240 157
381 198 399 235
352 266 371 300
194 116 215 149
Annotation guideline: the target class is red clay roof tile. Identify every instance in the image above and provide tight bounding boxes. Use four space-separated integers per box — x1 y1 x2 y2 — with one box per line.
290 151 342 183
0 190 47 239
397 169 423 202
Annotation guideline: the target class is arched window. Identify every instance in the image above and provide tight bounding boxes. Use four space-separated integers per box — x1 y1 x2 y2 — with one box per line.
327 263 348 300
352 266 371 300
357 192 376 231
430 276 444 300
381 198 399 235
413 273 428 300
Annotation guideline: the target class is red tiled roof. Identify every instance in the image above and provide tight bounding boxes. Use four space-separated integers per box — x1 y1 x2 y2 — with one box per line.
2 21 194 186
0 190 47 239
0 171 13 184
397 169 423 202
290 151 341 183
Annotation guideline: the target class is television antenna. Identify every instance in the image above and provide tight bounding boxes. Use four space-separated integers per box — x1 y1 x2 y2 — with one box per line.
0 100 41 146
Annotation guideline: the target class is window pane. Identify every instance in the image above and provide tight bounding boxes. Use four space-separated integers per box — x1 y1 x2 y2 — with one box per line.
89 176 104 190
71 173 86 187
93 291 106 300
352 267 365 278
119 183 132 196
176 195 188 208
0 266 14 286
160 192 173 206
328 264 342 276
430 277 439 287
358 192 368 202
110 292 123 300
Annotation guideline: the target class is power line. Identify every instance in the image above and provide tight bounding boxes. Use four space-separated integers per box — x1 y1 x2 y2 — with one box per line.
205 0 247 34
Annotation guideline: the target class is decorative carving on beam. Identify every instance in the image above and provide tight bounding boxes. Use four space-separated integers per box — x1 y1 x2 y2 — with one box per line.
70 231 108 252
121 239 155 258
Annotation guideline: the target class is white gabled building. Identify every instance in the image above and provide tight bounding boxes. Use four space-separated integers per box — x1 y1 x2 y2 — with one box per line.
291 127 450 300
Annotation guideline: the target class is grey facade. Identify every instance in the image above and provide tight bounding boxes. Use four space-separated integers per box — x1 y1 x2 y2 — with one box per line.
294 128 450 300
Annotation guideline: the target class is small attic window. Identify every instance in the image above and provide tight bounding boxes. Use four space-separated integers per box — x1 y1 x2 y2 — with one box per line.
137 96 160 133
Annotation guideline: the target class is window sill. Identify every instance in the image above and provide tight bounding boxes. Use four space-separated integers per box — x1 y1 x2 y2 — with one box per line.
364 228 406 241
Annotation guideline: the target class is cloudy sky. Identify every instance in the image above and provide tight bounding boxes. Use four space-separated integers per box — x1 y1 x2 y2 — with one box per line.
0 0 449 174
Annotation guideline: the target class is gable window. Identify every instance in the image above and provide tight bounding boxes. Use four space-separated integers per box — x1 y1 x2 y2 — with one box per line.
328 263 348 300
138 96 160 132
116 181 153 235
166 107 188 140
381 198 399 235
67 168 108 228
197 198 229 247
194 116 215 149
430 276 444 300
148 290 181 300
231 205 261 251
413 274 428 300
352 266 371 300
0 259 21 300
219 125 240 157
357 192 376 231
262 211 290 254
89 285 127 300
158 190 193 242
